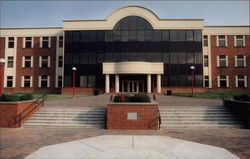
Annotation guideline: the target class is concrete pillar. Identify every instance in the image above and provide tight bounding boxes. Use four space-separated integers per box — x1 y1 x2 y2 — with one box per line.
122 81 124 92
157 74 161 93
136 81 139 93
105 74 110 93
147 74 151 93
115 74 119 93
132 81 135 92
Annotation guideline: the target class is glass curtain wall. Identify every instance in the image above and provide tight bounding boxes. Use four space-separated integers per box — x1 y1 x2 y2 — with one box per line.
64 16 202 87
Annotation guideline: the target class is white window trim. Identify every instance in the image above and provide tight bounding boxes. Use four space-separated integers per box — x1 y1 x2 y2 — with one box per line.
244 75 248 88
226 75 229 88
48 76 50 87
39 56 42 67
30 76 33 87
31 56 33 68
217 55 228 67
235 75 238 88
39 37 43 48
21 76 24 87
22 56 25 68
216 35 227 47
40 37 51 48
38 76 41 87
23 37 33 48
48 56 51 67
217 76 220 88
234 35 245 47
243 55 246 67
225 55 228 67
234 55 237 67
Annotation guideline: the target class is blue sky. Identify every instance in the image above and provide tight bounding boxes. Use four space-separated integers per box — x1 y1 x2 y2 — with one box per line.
0 1 249 28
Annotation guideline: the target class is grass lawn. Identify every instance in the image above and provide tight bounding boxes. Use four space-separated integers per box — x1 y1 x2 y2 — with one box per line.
13 93 93 101
172 91 250 99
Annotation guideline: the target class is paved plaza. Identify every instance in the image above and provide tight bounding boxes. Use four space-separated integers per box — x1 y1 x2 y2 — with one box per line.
0 95 249 159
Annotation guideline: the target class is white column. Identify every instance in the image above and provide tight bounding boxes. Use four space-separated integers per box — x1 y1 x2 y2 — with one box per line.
115 74 119 93
132 81 135 92
136 82 139 93
105 74 110 93
157 74 161 93
147 74 151 93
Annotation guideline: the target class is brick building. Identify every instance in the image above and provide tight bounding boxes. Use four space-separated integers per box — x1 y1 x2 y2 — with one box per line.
0 6 249 94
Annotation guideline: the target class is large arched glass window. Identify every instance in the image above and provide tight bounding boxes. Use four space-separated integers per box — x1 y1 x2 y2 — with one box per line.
109 16 153 42
113 16 153 30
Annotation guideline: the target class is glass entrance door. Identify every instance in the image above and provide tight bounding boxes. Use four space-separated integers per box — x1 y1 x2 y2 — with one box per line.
121 80 145 93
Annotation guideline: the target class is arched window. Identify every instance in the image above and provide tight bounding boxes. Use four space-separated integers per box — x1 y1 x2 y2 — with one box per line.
113 16 153 30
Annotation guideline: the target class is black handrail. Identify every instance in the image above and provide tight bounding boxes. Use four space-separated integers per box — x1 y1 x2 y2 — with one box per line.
10 94 47 127
148 94 161 130
220 93 230 100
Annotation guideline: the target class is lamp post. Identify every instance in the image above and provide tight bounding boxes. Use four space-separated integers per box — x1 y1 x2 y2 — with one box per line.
190 66 195 97
0 58 5 96
72 67 76 98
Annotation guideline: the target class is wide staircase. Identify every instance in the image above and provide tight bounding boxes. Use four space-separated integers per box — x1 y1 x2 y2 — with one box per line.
23 107 106 128
159 106 245 129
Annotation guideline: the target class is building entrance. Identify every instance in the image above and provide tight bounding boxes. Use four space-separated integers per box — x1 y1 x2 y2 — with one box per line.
121 80 146 93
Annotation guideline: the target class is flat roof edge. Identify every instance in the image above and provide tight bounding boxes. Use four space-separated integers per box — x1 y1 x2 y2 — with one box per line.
204 25 250 27
0 27 63 30
63 19 204 22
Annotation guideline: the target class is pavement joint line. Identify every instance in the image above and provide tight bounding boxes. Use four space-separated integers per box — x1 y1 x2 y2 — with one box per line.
132 135 134 149
78 140 104 152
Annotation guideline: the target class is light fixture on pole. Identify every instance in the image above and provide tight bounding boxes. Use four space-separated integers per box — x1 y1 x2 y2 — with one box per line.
190 66 195 97
0 58 5 96
72 67 77 98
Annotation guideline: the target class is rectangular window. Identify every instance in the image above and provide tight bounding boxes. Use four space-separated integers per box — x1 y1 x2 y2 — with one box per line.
24 56 32 68
7 56 14 68
24 76 31 87
58 56 63 67
58 76 62 87
235 55 246 67
218 55 227 67
218 75 228 88
235 35 244 47
203 35 208 47
204 55 208 67
41 76 48 88
218 35 226 47
7 76 13 87
80 76 87 87
204 76 209 88
236 75 246 88
88 75 96 87
40 56 50 68
8 37 14 48
42 37 49 48
59 36 63 48
25 37 32 48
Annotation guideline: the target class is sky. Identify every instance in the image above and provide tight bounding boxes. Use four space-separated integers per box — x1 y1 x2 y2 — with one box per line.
0 0 249 28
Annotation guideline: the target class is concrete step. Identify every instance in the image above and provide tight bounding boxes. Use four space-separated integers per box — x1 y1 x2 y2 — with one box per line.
28 117 105 121
161 118 239 121
25 120 105 124
23 123 105 128
160 125 244 129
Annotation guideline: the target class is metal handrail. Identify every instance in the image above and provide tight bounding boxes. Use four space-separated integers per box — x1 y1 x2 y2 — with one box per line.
220 93 230 100
10 94 47 127
147 94 161 130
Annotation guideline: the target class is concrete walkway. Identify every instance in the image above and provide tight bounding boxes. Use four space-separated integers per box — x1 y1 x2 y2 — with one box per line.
45 94 222 108
25 135 239 159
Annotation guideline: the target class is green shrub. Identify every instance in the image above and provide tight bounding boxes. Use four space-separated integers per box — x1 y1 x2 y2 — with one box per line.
20 93 34 101
113 94 150 103
0 93 34 102
233 94 250 102
0 93 20 102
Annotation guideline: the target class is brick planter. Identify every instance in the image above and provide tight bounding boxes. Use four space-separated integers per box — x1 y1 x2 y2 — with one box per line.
107 101 159 130
0 99 43 128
